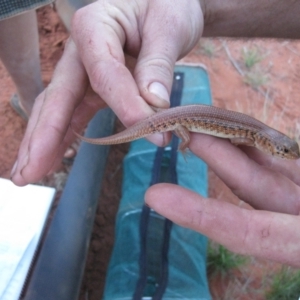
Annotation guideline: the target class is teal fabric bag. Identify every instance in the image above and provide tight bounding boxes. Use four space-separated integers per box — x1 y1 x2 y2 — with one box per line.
103 65 212 300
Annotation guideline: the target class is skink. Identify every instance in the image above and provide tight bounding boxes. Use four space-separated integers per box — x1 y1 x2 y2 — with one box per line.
73 104 300 159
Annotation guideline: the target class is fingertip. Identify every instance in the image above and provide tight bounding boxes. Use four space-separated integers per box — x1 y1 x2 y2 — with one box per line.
10 150 32 186
145 183 206 230
134 51 174 110
145 183 173 208
147 82 170 108
145 183 196 213
10 174 24 186
11 168 29 187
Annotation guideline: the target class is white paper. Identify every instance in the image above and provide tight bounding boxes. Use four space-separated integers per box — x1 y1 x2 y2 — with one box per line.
0 178 55 300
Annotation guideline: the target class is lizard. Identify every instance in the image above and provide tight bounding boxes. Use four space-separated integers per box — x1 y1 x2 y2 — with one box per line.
72 104 300 159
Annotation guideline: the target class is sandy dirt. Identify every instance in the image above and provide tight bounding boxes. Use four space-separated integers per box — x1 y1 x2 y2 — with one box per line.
0 5 299 300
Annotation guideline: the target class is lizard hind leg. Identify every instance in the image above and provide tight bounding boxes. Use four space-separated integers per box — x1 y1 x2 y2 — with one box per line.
173 125 191 161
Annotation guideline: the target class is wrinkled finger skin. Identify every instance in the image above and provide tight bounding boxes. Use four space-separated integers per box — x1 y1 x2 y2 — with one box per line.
188 133 300 214
146 133 300 267
11 0 203 186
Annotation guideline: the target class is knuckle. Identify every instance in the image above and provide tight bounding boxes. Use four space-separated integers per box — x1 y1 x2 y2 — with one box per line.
71 6 95 41
72 7 87 31
135 57 174 79
88 62 111 97
120 110 134 127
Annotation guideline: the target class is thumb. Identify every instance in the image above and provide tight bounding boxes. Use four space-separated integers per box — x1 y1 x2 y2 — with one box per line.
133 1 203 108
134 44 175 108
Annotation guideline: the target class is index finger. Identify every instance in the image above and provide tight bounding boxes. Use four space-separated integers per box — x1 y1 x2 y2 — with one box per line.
189 133 300 215
146 183 300 267
11 39 89 185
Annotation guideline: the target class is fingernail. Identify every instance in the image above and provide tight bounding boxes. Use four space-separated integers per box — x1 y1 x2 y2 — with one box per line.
10 160 18 179
149 82 169 104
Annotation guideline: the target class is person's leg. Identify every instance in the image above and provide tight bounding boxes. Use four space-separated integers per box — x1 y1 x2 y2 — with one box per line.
55 0 95 30
0 11 44 116
55 0 76 31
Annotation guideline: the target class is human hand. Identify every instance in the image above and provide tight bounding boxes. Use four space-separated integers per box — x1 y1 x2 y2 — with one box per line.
146 133 300 267
10 0 203 186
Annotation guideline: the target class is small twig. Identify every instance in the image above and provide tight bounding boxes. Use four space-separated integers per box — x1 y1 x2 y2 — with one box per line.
285 45 300 57
222 40 245 76
257 87 273 113
222 40 274 116
262 87 270 123
53 37 66 47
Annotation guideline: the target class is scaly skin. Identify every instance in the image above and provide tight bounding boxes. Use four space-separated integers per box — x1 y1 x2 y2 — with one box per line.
73 105 300 159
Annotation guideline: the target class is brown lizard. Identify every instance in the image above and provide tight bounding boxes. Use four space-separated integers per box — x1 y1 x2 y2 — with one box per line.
73 104 300 159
